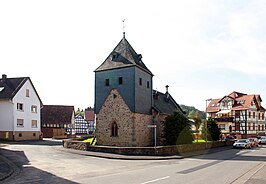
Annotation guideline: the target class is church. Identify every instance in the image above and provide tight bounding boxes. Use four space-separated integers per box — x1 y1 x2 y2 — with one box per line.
94 32 183 147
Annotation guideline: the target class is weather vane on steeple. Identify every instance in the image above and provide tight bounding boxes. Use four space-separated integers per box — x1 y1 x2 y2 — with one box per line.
122 19 126 38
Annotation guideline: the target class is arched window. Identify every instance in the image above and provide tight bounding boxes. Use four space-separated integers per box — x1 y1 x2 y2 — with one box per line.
111 122 118 137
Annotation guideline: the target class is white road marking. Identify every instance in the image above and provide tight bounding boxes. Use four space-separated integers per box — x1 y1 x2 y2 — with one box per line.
140 176 170 184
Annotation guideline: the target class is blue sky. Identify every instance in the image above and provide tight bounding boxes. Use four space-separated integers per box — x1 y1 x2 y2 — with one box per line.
1 0 266 111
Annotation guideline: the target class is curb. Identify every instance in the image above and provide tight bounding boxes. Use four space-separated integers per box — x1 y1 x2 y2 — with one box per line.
55 147 184 160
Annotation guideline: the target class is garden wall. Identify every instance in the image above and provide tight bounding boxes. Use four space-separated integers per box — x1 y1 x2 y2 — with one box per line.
63 140 233 156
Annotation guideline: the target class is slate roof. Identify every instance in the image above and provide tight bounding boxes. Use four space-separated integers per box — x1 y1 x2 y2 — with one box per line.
152 90 184 115
0 74 42 105
95 33 153 75
41 105 75 125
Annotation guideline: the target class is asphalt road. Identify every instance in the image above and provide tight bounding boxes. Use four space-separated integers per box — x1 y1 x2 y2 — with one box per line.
1 140 266 184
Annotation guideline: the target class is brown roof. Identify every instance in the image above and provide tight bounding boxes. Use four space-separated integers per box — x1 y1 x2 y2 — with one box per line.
41 105 74 125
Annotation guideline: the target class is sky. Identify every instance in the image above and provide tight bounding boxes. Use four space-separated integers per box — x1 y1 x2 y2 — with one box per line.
1 0 266 111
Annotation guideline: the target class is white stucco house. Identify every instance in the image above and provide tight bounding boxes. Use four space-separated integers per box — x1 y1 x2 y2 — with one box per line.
0 74 42 140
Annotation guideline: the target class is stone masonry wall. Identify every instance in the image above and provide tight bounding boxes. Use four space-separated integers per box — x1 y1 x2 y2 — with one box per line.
96 89 153 147
96 89 134 146
133 113 153 146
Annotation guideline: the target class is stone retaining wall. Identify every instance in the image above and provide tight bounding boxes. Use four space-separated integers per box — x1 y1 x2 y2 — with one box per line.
63 140 233 156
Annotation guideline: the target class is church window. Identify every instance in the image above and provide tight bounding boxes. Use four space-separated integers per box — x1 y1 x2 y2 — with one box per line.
105 79 110 86
147 81 150 88
139 78 142 86
111 122 118 137
118 77 123 85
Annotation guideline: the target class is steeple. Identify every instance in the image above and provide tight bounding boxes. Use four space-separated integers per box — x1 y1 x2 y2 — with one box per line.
94 33 153 76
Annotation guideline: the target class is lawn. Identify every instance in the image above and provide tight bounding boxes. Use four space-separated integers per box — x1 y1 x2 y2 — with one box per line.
193 139 206 143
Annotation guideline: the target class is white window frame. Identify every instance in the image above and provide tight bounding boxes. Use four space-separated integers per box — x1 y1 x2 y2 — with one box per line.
31 120 38 128
17 119 24 127
31 105 37 113
17 103 24 111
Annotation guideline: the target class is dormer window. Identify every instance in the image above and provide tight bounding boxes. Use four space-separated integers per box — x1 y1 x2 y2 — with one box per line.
138 54 142 61
0 87 4 92
112 53 119 61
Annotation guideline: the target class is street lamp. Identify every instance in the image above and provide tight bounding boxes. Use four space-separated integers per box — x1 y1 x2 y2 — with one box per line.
205 98 212 148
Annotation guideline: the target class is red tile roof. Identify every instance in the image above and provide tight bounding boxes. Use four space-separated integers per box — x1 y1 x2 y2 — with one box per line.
206 98 221 113
206 91 265 113
85 110 95 121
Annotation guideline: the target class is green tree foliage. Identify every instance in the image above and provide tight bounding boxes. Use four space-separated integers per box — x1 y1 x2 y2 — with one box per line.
163 111 194 145
188 110 202 132
201 119 221 141
188 110 202 142
75 108 84 117
180 104 206 119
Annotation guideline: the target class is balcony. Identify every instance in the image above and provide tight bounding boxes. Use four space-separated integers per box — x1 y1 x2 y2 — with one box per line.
213 117 234 122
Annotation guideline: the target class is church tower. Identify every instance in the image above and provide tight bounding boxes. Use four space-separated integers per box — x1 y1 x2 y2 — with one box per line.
94 33 154 146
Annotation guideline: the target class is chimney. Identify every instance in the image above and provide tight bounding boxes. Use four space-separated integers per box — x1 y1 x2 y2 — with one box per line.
2 74 7 80
165 85 169 93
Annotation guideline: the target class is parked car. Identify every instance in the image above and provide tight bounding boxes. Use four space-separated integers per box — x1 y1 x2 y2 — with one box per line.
233 139 251 149
247 138 259 147
224 135 237 142
258 136 266 144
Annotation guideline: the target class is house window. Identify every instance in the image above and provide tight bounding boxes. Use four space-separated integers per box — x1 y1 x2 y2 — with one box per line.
248 111 251 118
17 119 24 127
262 125 265 131
262 113 265 120
105 79 110 86
118 77 123 85
253 112 255 118
19 133 22 137
147 81 150 88
33 133 36 137
17 103 24 111
26 89 29 97
248 123 251 130
111 122 118 137
258 125 261 131
258 113 261 120
31 120 37 128
235 111 240 118
139 78 142 86
31 105 37 113
253 123 255 130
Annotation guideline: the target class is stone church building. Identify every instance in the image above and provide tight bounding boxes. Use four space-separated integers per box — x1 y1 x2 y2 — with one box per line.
94 32 183 147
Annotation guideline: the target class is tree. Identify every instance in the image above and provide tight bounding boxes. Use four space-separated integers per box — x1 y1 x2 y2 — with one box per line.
180 104 206 119
162 111 194 145
188 110 202 142
207 118 221 141
75 108 84 117
201 119 221 141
